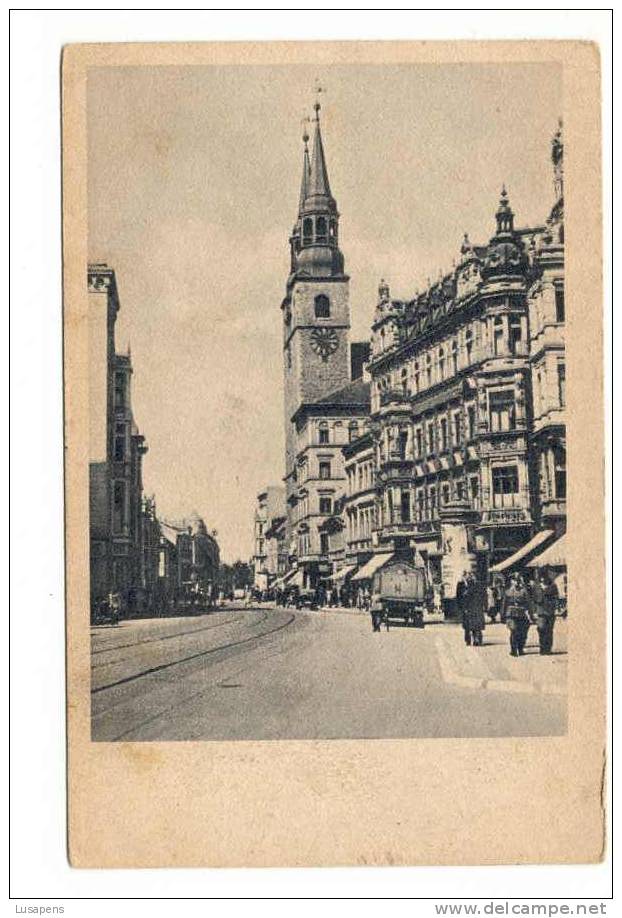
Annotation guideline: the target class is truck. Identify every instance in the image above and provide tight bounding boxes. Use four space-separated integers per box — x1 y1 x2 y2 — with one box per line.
372 559 429 629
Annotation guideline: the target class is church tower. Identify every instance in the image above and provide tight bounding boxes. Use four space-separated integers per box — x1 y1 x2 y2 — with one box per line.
281 102 351 530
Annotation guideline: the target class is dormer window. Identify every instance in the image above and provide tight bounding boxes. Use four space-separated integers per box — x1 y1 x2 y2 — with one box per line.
314 294 330 318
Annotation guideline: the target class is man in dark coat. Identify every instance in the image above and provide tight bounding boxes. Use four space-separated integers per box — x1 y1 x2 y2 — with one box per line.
531 570 559 654
504 573 531 656
457 571 472 645
466 574 487 646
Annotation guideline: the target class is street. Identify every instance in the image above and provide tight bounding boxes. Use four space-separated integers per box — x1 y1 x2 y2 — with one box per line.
91 606 567 742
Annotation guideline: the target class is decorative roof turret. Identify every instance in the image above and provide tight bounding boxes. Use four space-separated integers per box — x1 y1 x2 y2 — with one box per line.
483 186 527 280
495 185 515 237
378 278 390 305
460 232 476 263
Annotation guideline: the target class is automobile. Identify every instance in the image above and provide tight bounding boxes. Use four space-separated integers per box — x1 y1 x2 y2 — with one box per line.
372 559 428 629
295 589 318 610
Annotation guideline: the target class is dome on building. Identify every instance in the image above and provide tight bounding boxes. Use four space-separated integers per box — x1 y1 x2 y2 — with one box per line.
185 511 207 537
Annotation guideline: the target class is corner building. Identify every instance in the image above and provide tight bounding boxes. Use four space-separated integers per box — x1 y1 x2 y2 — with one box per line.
367 128 566 609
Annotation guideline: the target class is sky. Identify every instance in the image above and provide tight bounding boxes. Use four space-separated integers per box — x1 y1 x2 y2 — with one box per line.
88 62 561 562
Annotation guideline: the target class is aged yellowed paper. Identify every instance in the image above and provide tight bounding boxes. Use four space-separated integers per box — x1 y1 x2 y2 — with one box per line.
64 40 605 867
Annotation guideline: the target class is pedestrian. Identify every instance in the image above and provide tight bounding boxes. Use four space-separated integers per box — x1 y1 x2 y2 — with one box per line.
458 571 471 644
370 588 383 633
458 571 473 646
493 577 506 623
503 572 531 656
486 579 497 623
531 570 559 654
466 573 486 645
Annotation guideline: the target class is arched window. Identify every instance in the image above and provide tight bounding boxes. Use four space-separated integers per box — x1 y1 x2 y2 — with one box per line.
438 347 445 380
414 361 420 393
349 421 359 443
316 216 328 243
314 294 330 318
302 217 313 245
451 340 458 375
318 421 329 445
401 367 408 394
426 353 432 386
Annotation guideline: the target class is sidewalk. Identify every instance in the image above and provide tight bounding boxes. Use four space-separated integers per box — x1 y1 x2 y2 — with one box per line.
432 618 567 696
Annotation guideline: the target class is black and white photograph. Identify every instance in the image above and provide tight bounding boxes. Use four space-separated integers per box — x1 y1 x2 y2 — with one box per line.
86 61 570 743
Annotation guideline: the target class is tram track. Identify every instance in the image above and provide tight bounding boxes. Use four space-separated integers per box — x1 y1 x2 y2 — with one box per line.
91 612 264 670
91 611 296 696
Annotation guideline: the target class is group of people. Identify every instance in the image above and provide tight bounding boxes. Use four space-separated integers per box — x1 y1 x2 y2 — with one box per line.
457 568 560 657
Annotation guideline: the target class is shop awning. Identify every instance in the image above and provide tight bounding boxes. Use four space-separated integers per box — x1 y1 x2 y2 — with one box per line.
276 568 304 589
351 552 394 581
329 564 357 583
526 533 566 568
489 529 555 574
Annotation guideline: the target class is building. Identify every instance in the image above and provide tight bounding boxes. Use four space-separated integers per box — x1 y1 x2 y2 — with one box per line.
527 121 566 536
88 263 157 617
263 514 288 582
159 514 220 606
88 263 119 608
342 426 376 577
252 486 286 590
290 379 370 588
110 350 149 612
360 125 566 610
280 101 371 590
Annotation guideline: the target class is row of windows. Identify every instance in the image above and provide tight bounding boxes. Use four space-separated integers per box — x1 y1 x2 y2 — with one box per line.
298 532 332 557
377 389 521 468
375 313 529 400
380 465 522 523
317 419 361 445
347 505 375 542
294 492 334 524
346 458 374 495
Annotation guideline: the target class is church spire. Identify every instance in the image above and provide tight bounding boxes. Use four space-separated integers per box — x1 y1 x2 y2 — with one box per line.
298 126 311 213
306 101 332 202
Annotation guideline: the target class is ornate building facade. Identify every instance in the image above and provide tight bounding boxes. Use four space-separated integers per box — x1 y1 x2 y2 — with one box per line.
278 105 565 604
358 124 566 606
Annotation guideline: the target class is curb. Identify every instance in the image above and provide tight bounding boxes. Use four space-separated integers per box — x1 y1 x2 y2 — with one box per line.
434 637 566 696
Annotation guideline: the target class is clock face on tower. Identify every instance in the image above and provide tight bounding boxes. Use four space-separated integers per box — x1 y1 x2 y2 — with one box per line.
310 327 339 362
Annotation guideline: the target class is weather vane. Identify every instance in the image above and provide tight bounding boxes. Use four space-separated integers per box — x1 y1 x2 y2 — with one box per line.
300 114 311 144
313 80 325 116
